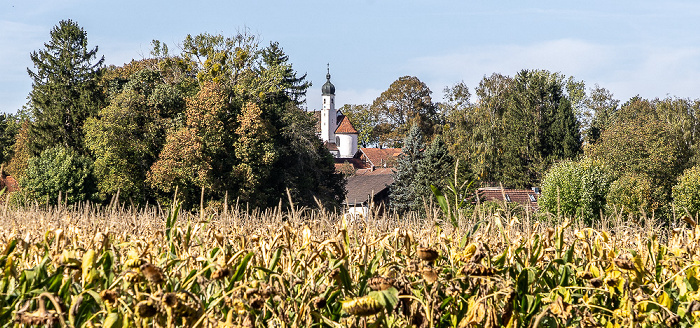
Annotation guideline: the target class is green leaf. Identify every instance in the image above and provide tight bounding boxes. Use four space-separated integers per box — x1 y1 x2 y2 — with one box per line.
369 287 399 312
232 252 254 282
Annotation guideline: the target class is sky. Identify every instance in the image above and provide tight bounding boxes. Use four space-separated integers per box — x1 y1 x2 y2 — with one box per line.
2 1 700 113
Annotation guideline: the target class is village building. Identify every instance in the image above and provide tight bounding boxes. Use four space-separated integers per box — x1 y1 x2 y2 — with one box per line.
476 186 540 211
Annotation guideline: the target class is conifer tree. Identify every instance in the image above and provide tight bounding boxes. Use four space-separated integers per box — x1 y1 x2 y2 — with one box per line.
27 19 104 155
390 125 426 213
417 135 454 196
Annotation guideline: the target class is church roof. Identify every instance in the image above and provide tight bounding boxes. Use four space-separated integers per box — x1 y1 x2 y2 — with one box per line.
335 115 358 134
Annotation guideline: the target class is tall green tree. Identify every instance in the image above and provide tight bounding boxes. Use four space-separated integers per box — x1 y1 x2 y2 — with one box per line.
261 41 311 105
371 76 438 147
445 70 582 189
584 85 619 145
391 125 426 213
27 19 105 155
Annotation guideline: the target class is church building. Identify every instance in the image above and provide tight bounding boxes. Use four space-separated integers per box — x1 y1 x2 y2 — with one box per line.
314 68 359 159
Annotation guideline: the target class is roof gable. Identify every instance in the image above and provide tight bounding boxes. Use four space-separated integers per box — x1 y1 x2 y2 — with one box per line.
335 115 358 134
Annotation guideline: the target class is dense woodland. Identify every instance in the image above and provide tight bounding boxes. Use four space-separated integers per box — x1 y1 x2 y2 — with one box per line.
2 20 700 221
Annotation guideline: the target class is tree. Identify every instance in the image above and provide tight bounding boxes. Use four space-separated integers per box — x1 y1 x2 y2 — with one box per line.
26 20 104 155
339 104 378 147
390 125 426 213
20 146 96 205
371 76 438 147
416 135 454 198
0 113 21 165
606 173 654 218
261 41 311 105
231 102 277 202
587 98 687 217
584 85 619 145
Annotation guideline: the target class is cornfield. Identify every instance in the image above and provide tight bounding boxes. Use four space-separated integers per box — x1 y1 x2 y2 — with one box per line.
0 197 699 328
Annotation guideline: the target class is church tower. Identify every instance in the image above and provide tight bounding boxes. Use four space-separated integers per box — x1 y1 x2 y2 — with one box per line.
320 65 336 143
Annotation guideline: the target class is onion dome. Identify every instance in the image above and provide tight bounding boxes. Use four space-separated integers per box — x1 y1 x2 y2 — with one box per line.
322 66 335 95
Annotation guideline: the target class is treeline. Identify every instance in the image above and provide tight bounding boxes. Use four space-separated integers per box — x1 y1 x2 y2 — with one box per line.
343 71 700 220
0 20 343 209
3 20 700 219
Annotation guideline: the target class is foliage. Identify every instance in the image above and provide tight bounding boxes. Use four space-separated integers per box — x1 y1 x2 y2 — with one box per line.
540 158 615 223
672 165 700 219
391 126 453 213
5 122 32 180
147 82 228 205
0 113 20 165
231 102 277 200
583 85 619 145
26 19 105 155
540 160 583 219
145 32 342 208
85 68 187 203
371 76 439 147
390 125 426 213
19 146 96 205
445 70 582 189
339 104 378 147
588 98 688 218
606 173 654 217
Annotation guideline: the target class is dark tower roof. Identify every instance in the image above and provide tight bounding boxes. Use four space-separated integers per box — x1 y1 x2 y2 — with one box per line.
322 65 335 95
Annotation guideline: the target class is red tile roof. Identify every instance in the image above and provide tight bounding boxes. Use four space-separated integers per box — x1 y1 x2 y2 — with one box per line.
358 148 402 168
335 115 358 134
476 187 539 210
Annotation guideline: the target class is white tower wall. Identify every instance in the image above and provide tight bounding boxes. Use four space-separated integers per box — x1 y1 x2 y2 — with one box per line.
321 94 336 143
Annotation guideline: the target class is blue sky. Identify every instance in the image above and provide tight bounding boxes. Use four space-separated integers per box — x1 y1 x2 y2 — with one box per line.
2 1 700 113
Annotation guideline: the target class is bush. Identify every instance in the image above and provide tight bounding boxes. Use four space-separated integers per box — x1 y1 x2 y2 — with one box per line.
20 146 96 205
540 158 615 223
672 165 700 219
540 160 582 218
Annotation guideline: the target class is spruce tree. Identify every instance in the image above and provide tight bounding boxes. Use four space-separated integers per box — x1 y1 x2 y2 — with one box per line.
390 125 425 213
417 135 454 196
27 19 104 155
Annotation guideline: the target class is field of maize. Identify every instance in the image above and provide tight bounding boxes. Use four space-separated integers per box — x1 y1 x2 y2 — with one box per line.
1 198 700 327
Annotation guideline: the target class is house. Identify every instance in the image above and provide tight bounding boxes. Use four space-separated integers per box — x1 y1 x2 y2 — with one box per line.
344 168 394 217
476 187 540 210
